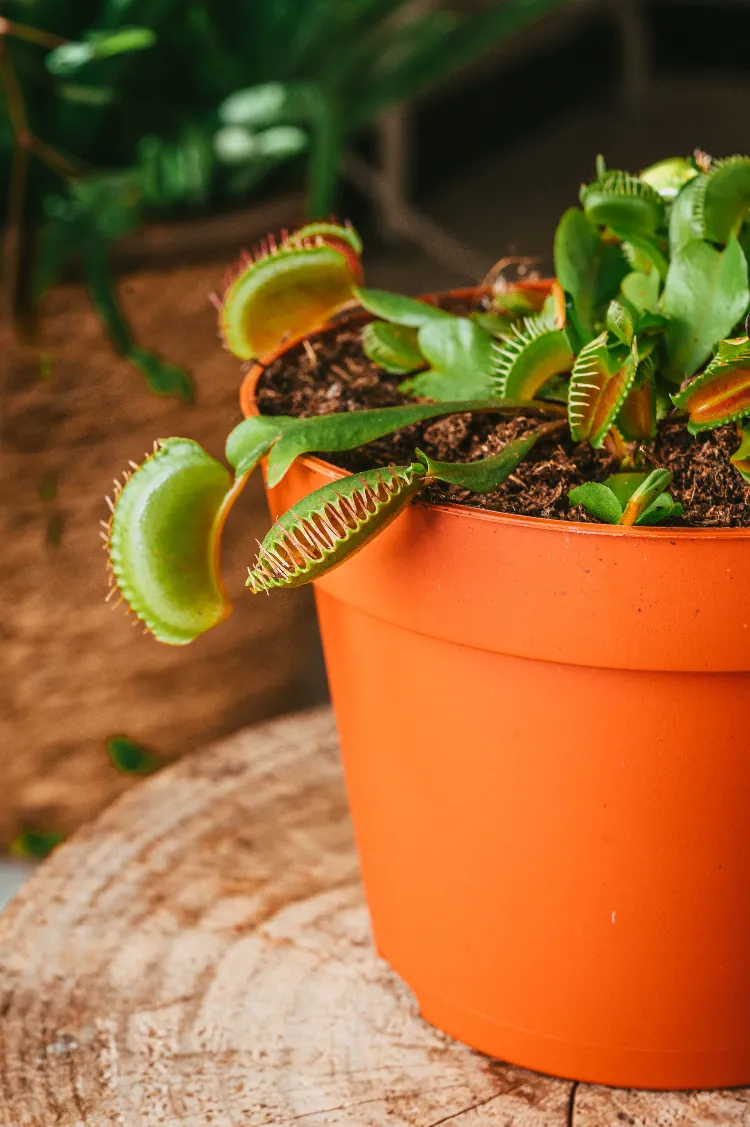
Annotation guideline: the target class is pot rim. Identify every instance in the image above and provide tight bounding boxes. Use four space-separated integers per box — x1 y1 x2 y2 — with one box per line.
239 285 750 542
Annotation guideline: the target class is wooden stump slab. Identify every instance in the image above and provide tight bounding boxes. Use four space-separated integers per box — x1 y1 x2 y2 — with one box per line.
1 707 749 1126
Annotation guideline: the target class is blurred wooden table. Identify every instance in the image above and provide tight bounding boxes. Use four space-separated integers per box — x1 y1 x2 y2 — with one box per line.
1 706 749 1126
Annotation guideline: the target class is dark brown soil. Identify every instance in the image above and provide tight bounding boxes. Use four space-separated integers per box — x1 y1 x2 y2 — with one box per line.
256 308 750 528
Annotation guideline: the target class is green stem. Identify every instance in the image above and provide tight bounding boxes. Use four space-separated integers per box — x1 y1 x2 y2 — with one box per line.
82 232 133 355
306 91 341 218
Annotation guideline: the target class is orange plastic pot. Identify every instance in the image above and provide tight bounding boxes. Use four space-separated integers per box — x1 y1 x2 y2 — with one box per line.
242 289 750 1090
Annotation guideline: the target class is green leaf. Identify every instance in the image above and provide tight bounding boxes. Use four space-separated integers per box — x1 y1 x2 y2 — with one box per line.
255 398 552 487
568 333 638 446
661 234 750 382
696 156 750 244
581 170 665 237
671 335 750 432
731 423 750 481
606 298 636 344
89 26 158 58
553 207 600 329
72 173 141 241
621 270 660 314
621 234 669 280
32 214 80 306
214 124 307 166
620 468 673 525
221 236 361 361
107 735 160 776
491 290 545 318
39 471 57 503
568 482 623 524
640 156 698 201
594 241 631 310
635 494 682 526
218 83 315 128
603 468 682 527
616 355 657 440
561 291 592 353
353 287 453 327
46 512 65 546
46 42 95 75
255 125 307 159
603 472 650 508
39 353 53 381
493 321 574 400
669 175 706 255
400 319 495 400
129 348 193 402
247 463 427 593
108 439 234 645
471 311 515 336
415 429 544 492
213 125 260 164
56 84 115 106
361 321 424 373
46 26 156 75
10 829 65 860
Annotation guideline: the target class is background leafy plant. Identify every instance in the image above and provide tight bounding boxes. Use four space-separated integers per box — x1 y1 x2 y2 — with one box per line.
1 0 563 394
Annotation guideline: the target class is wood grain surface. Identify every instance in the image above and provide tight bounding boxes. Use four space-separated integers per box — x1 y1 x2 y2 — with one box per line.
0 706 748 1126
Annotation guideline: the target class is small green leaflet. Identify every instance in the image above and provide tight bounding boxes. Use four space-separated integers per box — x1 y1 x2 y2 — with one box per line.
416 428 545 492
568 482 623 524
569 469 680 526
640 156 698 201
606 298 636 344
471 311 514 336
581 170 665 237
621 234 669 279
661 234 750 382
129 348 193 402
696 156 750 245
107 735 161 776
731 423 750 481
10 829 65 860
46 26 156 76
553 207 600 330
353 287 453 327
400 319 495 400
618 469 675 525
621 270 659 314
669 174 706 254
361 321 424 373
218 82 316 128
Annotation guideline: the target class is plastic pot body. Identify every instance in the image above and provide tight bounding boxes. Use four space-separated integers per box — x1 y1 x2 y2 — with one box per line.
244 305 750 1090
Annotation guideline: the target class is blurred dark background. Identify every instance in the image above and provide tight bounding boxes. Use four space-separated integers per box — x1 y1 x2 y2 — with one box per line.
1 0 748 873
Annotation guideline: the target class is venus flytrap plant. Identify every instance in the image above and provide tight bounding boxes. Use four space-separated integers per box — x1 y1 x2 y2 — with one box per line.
106 398 563 638
103 154 750 645
246 422 563 592
569 469 682 527
219 222 363 360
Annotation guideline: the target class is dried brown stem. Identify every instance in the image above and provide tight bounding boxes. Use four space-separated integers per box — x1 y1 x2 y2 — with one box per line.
0 17 67 50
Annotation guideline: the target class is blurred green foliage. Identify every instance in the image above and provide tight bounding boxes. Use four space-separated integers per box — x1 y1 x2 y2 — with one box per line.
9 827 64 859
1 0 562 392
107 734 160 776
